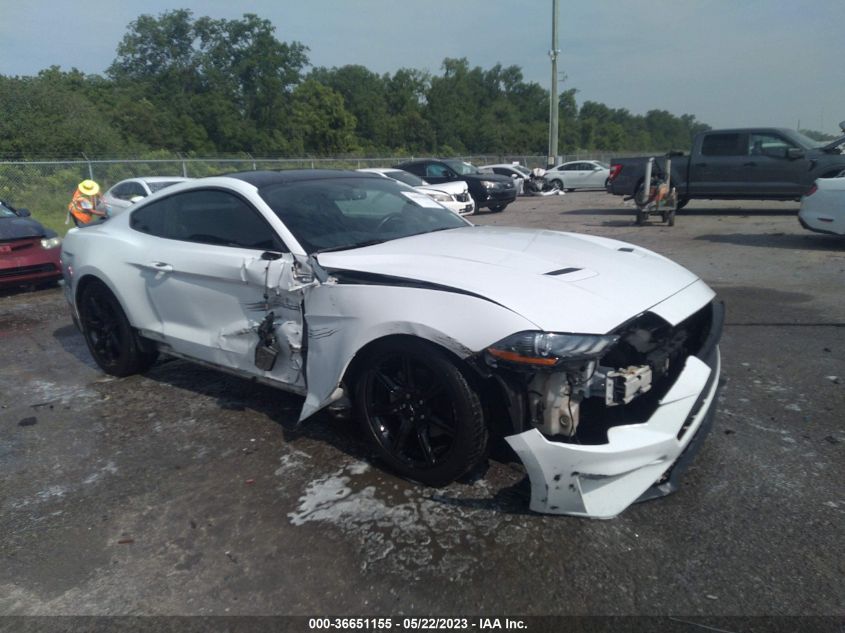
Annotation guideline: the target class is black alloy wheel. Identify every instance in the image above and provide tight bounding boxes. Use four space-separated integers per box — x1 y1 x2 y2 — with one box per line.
355 340 487 486
78 281 158 376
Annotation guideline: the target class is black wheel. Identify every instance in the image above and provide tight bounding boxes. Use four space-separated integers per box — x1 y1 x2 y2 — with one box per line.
636 209 648 226
488 203 507 213
354 339 487 487
676 196 690 210
78 280 158 377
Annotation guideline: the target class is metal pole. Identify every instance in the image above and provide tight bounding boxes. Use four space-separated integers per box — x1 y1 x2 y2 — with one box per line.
547 0 560 169
81 152 94 180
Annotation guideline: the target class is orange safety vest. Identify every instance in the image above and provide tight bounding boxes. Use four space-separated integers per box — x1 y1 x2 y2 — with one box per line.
68 189 104 225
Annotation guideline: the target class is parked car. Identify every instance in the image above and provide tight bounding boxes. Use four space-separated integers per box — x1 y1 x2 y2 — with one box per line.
607 125 845 209
102 177 190 215
0 200 62 288
358 168 475 215
393 159 517 212
544 161 610 191
478 163 531 195
799 172 845 236
62 170 722 518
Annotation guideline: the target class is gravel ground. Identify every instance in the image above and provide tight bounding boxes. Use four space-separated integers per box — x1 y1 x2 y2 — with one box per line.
0 191 843 618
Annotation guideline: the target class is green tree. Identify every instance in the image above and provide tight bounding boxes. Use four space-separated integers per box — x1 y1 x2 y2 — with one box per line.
287 80 358 155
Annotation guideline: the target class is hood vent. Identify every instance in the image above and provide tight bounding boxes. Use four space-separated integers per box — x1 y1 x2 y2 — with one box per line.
545 267 583 276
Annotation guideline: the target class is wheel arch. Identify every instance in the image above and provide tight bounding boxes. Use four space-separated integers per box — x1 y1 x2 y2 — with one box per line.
339 332 518 438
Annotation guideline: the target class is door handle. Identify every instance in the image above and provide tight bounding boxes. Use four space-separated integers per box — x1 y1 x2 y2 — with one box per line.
149 261 173 273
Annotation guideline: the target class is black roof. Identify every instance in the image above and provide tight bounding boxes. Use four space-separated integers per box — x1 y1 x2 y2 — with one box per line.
225 169 382 188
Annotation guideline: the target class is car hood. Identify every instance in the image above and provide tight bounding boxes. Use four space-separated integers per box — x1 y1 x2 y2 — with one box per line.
0 217 50 241
316 226 702 333
461 173 513 184
417 181 468 196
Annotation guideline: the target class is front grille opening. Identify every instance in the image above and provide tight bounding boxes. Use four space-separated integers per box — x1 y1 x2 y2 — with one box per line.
570 302 714 445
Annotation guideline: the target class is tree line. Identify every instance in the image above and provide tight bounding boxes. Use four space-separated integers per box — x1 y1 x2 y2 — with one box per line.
0 9 719 160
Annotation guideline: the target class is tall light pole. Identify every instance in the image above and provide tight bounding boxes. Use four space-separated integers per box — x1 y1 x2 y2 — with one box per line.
547 0 560 168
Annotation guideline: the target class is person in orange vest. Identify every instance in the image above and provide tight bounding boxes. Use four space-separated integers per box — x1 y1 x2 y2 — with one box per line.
67 179 107 226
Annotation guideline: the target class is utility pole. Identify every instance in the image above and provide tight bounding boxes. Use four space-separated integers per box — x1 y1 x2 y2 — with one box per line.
547 0 560 168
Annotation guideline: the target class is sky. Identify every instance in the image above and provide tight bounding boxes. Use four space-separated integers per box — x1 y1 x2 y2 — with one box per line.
2 0 844 133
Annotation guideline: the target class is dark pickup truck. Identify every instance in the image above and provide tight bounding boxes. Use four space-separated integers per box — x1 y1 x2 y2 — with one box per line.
606 126 845 208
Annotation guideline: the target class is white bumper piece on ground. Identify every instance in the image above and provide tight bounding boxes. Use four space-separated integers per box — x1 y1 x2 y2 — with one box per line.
506 350 720 519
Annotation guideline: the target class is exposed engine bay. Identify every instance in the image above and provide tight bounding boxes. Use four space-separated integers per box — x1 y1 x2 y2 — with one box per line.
523 304 712 440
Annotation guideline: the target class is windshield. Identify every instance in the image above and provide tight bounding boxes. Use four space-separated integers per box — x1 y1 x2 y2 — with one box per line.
386 170 427 187
259 176 469 254
782 130 826 149
148 180 184 193
443 160 480 175
0 202 18 218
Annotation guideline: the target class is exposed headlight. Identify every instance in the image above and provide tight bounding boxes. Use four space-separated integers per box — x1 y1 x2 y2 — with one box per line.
486 331 618 368
41 236 62 249
480 180 501 189
425 192 453 202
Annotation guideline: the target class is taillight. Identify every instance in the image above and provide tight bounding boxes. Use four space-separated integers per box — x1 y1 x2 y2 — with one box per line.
805 184 818 197
608 164 623 182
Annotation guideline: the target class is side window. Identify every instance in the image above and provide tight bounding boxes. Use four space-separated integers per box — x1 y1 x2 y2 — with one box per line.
701 133 745 156
131 190 285 251
130 198 169 236
127 182 147 198
111 183 133 201
749 133 795 159
492 168 509 176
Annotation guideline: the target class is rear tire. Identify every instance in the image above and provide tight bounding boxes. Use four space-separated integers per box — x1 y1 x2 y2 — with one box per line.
354 339 487 487
78 280 158 377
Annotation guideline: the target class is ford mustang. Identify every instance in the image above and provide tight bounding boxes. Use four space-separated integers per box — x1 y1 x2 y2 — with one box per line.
61 170 723 518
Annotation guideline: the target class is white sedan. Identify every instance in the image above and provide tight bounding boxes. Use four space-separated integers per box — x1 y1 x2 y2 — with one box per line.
102 177 190 215
799 174 845 236
544 160 610 191
358 168 475 216
61 170 722 518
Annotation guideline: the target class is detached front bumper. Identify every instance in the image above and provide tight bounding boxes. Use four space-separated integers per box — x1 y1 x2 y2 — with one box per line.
505 295 724 519
506 348 720 518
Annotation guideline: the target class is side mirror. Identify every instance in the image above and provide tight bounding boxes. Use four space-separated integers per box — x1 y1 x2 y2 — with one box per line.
787 148 804 160
18 207 31 217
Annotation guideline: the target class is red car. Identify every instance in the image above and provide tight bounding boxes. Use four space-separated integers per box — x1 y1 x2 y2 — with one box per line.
0 200 63 288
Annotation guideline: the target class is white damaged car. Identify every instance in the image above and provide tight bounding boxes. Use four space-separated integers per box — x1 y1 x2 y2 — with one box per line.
61 170 723 518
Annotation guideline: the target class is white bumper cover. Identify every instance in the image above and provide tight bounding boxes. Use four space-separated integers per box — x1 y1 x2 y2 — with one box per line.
506 349 720 519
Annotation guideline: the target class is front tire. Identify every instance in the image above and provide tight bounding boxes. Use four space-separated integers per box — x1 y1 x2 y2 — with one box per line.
354 339 487 487
488 203 508 212
78 280 158 377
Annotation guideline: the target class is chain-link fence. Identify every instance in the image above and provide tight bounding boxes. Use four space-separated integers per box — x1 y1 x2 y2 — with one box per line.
0 151 645 235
